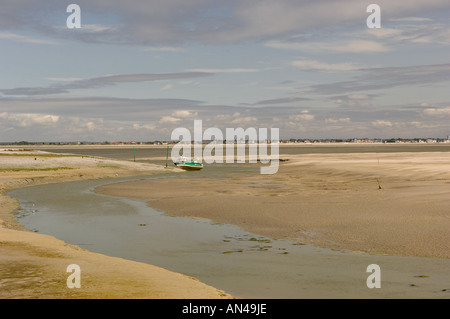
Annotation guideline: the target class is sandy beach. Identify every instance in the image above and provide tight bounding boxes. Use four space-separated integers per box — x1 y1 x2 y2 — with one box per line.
97 150 450 259
0 148 231 299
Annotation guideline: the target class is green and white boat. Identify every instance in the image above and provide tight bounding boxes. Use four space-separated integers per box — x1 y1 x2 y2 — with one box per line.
174 156 204 170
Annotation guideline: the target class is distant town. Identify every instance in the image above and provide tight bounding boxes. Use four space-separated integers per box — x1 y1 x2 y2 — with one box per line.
2 136 450 146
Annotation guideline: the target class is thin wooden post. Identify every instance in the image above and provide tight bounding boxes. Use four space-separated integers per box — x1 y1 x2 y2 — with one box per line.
166 144 169 168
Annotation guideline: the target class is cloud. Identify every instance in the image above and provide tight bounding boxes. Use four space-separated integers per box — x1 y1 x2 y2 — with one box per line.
4 0 449 46
267 17 450 58
0 87 70 96
0 112 112 141
389 17 433 22
289 111 315 121
45 77 84 82
209 111 259 126
159 116 181 124
0 112 59 127
81 24 117 33
0 96 207 123
372 120 393 128
0 32 57 45
186 68 259 73
267 40 390 53
133 123 156 131
161 83 173 90
366 24 450 46
0 72 213 96
2 95 450 141
422 107 450 116
222 0 449 44
408 121 440 129
334 94 373 108
171 110 198 118
253 96 309 105
81 73 212 85
230 116 258 125
325 118 351 124
292 59 363 72
308 63 450 95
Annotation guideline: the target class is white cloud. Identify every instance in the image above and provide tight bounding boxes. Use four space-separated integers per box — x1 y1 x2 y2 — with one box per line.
365 24 450 46
161 83 173 90
408 121 441 129
85 121 96 131
325 118 351 124
81 24 117 33
372 120 393 128
159 116 181 124
186 68 259 73
61 117 104 134
366 28 404 39
292 59 362 72
209 112 258 126
0 112 60 127
289 112 315 121
389 17 433 22
171 110 198 118
230 116 258 125
0 32 56 45
133 123 156 131
266 40 389 53
51 24 116 33
331 40 390 53
423 107 450 116
347 94 370 100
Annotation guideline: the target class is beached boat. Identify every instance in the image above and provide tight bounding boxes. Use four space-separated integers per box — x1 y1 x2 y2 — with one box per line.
174 157 203 170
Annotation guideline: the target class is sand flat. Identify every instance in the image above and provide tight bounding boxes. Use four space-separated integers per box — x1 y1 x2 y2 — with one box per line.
96 151 450 259
3 146 450 299
0 149 231 299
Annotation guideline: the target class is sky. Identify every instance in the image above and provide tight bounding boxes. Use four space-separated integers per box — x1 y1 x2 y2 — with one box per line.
1 0 450 142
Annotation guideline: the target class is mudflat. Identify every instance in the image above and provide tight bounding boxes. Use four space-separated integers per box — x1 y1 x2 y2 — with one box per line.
0 149 231 299
97 151 450 259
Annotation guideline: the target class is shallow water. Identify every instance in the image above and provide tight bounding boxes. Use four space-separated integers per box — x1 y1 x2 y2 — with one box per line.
8 174 450 298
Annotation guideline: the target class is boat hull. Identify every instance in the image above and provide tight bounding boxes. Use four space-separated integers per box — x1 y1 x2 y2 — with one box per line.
174 162 203 170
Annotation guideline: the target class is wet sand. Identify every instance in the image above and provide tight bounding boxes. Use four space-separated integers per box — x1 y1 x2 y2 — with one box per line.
0 149 231 299
11 175 450 299
3 145 450 299
97 151 450 259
